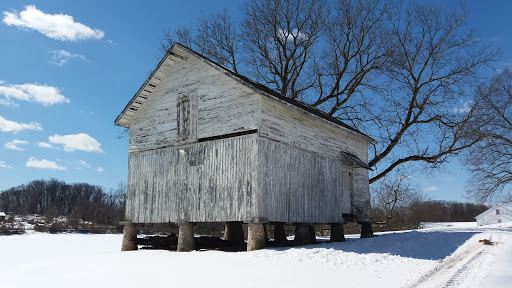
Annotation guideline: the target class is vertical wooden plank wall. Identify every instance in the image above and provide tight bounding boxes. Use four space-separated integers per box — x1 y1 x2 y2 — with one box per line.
256 137 347 223
125 134 356 224
126 135 258 223
352 168 372 222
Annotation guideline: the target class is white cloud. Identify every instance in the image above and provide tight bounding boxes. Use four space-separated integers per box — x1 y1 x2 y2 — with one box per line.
0 160 12 168
26 157 66 170
38 142 53 148
79 160 91 168
423 185 439 191
278 29 308 42
97 166 104 172
48 133 102 152
443 176 456 181
0 115 42 133
0 82 69 106
2 5 104 41
453 100 473 113
0 98 12 106
107 39 119 46
49 50 86 66
5 139 28 150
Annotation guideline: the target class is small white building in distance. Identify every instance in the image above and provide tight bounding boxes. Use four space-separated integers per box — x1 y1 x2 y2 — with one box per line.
475 206 512 226
0 212 6 220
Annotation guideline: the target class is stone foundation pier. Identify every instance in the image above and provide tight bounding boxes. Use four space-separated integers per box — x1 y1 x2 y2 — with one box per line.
294 223 315 245
177 222 195 251
360 222 374 238
247 218 268 251
330 222 345 242
120 221 138 251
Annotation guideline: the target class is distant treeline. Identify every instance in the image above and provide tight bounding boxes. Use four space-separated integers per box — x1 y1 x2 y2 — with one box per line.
372 200 489 229
0 179 125 226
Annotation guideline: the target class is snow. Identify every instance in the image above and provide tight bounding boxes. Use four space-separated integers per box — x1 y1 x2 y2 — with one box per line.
0 223 511 288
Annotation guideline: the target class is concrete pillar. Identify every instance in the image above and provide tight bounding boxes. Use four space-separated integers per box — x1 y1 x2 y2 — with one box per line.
330 223 345 242
273 222 288 245
224 221 245 245
263 223 269 243
308 224 317 244
294 223 314 246
120 221 138 251
360 222 374 238
247 222 266 251
177 222 195 252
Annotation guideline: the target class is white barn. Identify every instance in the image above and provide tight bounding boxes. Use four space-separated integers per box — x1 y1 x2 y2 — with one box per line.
475 206 512 226
115 43 375 251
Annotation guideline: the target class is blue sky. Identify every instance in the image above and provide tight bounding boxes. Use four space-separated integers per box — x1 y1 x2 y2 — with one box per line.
0 1 511 203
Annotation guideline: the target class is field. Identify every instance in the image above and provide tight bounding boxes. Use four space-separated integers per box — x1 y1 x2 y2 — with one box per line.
0 222 510 288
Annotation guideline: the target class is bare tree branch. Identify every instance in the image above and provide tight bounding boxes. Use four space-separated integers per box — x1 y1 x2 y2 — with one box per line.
464 68 512 203
158 0 500 189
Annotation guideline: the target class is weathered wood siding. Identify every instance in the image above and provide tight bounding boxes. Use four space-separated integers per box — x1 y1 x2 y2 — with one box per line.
126 134 355 224
259 96 368 161
128 55 260 153
352 168 371 222
126 134 259 223
256 137 348 223
258 96 372 222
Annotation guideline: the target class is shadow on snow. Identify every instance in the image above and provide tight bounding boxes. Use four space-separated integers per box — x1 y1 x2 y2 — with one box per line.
267 230 479 260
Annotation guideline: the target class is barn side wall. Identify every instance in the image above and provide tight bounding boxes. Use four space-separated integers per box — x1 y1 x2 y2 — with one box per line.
128 55 260 153
256 137 349 223
476 207 512 225
258 96 368 161
125 135 259 223
125 134 365 224
258 96 372 222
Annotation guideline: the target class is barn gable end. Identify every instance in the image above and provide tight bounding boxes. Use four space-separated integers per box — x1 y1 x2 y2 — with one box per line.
123 48 261 153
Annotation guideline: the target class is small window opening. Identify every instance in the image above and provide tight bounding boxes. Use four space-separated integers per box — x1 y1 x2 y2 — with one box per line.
177 97 191 140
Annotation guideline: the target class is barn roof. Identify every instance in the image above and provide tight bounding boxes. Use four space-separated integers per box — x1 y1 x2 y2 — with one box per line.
474 205 512 219
115 43 373 142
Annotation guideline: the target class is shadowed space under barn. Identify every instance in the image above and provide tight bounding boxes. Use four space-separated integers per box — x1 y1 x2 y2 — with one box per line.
115 43 375 251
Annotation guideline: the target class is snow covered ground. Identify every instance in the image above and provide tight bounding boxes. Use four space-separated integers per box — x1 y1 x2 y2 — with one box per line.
0 222 510 288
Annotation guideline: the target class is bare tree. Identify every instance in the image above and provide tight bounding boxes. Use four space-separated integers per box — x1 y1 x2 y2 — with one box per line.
366 1 498 183
312 0 391 123
197 10 241 73
464 68 512 203
241 0 326 99
159 0 499 185
372 170 423 228
160 10 240 72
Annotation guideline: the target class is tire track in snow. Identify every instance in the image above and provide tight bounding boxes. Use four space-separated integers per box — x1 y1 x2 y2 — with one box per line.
404 234 496 288
442 249 485 287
